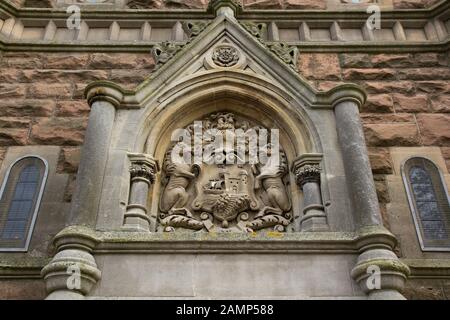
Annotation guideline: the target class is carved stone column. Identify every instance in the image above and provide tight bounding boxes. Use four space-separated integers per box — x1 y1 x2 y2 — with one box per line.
122 153 159 232
293 154 329 232
69 82 123 227
333 93 409 300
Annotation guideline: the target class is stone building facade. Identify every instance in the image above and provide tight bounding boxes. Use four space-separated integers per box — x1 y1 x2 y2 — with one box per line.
0 0 449 300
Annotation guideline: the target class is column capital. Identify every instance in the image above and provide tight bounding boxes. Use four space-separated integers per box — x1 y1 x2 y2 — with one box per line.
85 81 125 109
292 153 323 188
128 153 160 184
325 83 367 111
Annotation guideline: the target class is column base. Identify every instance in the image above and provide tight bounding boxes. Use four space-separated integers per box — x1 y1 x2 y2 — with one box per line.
301 206 329 232
351 248 410 300
41 248 101 300
122 211 151 232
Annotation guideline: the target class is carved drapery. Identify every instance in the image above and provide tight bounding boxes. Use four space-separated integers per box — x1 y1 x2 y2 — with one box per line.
158 112 293 233
293 154 329 232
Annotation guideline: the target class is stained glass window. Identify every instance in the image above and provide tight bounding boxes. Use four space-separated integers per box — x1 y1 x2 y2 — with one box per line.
0 157 47 251
403 158 450 250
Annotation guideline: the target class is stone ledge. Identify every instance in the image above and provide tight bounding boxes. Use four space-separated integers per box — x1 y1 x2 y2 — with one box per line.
403 259 450 278
47 225 398 254
0 257 49 279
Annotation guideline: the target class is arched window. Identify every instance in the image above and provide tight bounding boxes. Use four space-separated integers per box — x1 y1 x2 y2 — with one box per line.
0 156 48 251
402 157 450 251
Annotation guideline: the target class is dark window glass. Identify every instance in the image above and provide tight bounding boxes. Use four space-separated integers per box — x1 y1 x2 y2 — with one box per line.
404 158 450 250
0 157 47 250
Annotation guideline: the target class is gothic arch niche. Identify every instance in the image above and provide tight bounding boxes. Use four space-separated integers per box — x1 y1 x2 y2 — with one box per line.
142 89 319 233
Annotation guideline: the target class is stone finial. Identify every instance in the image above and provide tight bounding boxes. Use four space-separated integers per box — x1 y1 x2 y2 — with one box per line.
292 154 323 188
207 0 243 17
128 153 159 184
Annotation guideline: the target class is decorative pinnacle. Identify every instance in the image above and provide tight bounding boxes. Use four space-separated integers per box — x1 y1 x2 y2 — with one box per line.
207 0 243 17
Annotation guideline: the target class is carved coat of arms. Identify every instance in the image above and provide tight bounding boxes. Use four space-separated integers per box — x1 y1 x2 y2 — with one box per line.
158 112 292 233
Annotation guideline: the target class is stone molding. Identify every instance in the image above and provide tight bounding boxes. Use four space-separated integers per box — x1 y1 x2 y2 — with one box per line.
47 225 399 254
0 1 449 53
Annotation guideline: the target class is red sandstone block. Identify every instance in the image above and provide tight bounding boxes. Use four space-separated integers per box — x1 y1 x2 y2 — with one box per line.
364 94 395 113
343 68 396 81
56 100 90 117
30 117 87 146
298 53 341 81
363 123 420 146
0 99 55 117
27 83 73 99
416 114 450 146
368 147 394 174
393 94 429 113
363 81 415 95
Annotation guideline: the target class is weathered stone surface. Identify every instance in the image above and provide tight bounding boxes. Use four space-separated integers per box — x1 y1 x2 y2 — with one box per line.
59 147 81 173
164 0 207 8
244 0 283 9
1 53 46 69
0 69 23 83
31 118 87 145
370 54 412 68
0 84 26 98
402 281 446 300
109 69 151 87
21 70 109 83
363 81 415 95
416 114 450 146
315 81 345 92
374 177 390 204
89 53 155 70
342 68 396 80
63 175 77 203
45 54 90 69
397 68 450 80
442 147 450 171
339 54 371 68
368 148 393 174
364 123 420 146
0 99 55 117
0 117 31 129
27 83 72 99
298 53 341 80
430 95 450 113
284 0 326 9
394 0 440 9
416 81 450 94
0 129 28 145
413 53 448 67
393 94 429 113
56 100 90 117
364 94 394 113
361 113 416 124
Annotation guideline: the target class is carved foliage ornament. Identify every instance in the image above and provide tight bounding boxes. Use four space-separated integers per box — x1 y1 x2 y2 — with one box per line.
295 164 321 187
130 161 157 183
240 22 298 70
151 21 212 71
158 112 293 233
